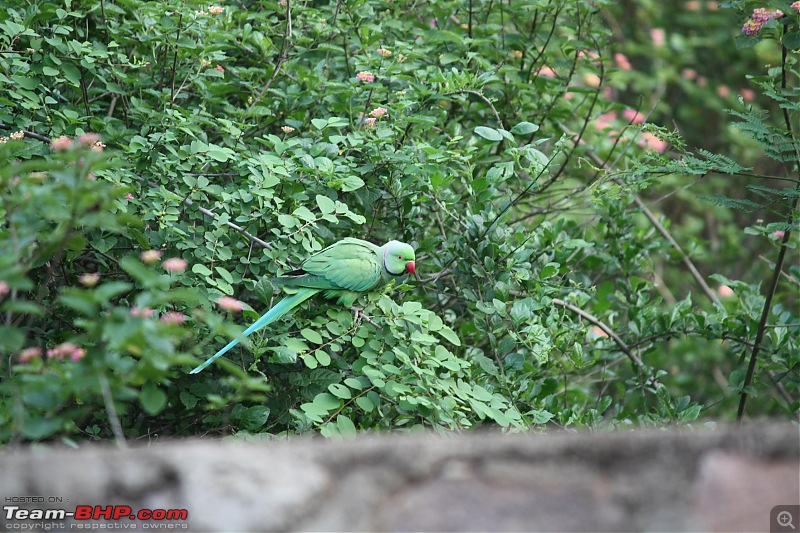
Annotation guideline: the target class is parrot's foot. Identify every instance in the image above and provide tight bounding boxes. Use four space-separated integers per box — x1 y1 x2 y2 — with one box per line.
350 307 383 330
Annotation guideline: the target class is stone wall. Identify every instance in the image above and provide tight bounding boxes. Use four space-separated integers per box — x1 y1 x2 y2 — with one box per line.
1 424 798 532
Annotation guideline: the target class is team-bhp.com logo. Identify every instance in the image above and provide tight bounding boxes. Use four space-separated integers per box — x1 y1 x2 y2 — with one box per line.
4 504 188 529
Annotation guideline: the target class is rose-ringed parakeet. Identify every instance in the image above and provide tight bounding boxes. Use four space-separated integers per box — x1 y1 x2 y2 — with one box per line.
190 238 416 373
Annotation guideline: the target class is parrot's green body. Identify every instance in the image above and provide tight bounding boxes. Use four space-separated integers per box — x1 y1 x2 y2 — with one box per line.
190 238 416 373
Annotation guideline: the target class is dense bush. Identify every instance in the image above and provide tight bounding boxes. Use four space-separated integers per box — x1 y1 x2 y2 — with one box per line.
0 0 796 445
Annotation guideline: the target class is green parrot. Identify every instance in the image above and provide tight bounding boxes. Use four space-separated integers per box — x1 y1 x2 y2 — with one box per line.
190 238 416 374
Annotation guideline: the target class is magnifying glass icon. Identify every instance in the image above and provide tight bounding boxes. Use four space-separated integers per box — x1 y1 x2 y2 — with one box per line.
778 511 796 530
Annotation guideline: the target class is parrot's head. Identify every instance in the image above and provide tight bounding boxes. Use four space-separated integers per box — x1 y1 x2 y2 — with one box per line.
383 241 416 276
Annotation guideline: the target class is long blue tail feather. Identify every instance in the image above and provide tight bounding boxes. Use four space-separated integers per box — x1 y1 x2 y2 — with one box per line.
190 288 318 374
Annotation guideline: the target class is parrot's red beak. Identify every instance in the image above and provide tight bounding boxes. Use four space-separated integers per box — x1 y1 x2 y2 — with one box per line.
406 261 416 275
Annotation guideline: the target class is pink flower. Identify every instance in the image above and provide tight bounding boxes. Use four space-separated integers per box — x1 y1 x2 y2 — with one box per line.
623 109 644 124
92 141 106 152
377 47 392 58
131 306 155 319
47 342 84 361
614 53 632 71
369 107 388 118
0 281 8 297
681 68 697 81
140 250 162 264
161 311 187 325
217 296 244 312
50 136 72 151
582 72 601 88
79 273 100 287
125 193 135 200
650 28 666 47
70 348 86 362
77 133 100 147
716 85 730 98
740 88 756 102
743 8 784 35
538 65 556 78
593 112 617 131
364 117 377 128
686 1 700 11
18 347 43 363
208 5 224 14
772 230 786 239
215 65 225 73
639 132 668 153
356 71 375 83
281 126 295 133
162 257 188 273
793 1 800 13
717 285 734 298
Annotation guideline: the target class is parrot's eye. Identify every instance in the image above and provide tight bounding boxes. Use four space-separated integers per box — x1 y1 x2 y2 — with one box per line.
398 255 402 259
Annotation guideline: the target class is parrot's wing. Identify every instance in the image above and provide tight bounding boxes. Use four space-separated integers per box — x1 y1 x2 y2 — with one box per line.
278 238 383 293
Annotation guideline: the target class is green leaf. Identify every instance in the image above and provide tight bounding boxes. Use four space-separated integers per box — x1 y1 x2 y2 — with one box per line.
474 126 503 141
437 326 461 346
192 264 213 276
21 418 63 440
316 194 336 214
301 328 323 344
510 121 539 135
328 383 352 399
783 32 800 50
140 384 167 415
341 175 365 192
355 396 374 412
179 392 198 409
0 327 25 353
313 392 341 410
336 414 357 437
239 406 270 430
315 350 331 366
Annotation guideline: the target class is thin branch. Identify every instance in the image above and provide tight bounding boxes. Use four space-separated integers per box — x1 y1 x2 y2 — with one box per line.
99 372 127 448
444 90 504 129
581 149 720 304
552 297 643 367
737 28 800 423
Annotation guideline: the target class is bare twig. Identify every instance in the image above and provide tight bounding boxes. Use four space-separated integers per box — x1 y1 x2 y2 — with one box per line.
552 297 643 367
444 89 504 129
99 372 127 448
582 149 720 305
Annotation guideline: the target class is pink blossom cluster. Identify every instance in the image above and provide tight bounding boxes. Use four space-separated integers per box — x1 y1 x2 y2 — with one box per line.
356 71 375 83
162 257 188 273
161 311 187 325
742 8 783 35
131 306 155 318
18 347 43 363
217 296 244 312
793 1 800 12
47 342 86 362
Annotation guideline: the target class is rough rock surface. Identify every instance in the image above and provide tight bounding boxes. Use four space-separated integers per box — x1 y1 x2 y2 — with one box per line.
1 424 798 532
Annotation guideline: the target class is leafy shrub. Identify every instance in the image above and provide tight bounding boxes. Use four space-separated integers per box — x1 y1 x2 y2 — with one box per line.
0 0 796 445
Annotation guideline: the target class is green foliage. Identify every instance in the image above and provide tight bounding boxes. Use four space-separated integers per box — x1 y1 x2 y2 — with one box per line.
0 0 797 445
